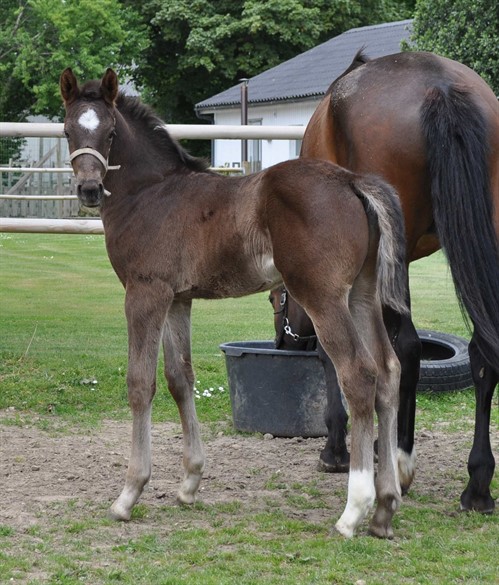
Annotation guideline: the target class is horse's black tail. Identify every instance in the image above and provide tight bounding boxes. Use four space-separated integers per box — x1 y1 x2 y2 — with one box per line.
351 175 409 316
421 85 499 371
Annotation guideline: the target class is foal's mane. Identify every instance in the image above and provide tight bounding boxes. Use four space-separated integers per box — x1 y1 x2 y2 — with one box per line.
115 92 210 173
77 81 208 173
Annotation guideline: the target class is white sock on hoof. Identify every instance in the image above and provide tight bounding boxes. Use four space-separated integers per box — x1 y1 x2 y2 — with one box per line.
397 447 416 488
336 469 375 537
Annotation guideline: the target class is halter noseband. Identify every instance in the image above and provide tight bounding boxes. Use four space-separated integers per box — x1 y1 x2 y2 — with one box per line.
69 147 121 172
69 147 121 197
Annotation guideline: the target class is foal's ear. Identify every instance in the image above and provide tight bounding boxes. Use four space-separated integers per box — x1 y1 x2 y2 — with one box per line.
101 68 119 106
60 68 79 106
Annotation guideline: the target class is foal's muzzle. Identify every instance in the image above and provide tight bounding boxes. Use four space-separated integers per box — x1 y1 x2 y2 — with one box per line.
70 147 120 207
77 180 105 207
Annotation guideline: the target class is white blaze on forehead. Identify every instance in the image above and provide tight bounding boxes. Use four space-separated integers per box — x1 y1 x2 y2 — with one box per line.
78 109 100 132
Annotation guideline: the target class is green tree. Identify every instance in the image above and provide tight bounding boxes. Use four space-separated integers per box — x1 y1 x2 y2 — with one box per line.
409 0 498 93
127 0 415 126
0 0 148 121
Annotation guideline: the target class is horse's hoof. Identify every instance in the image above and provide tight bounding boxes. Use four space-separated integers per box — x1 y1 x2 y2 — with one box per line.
318 455 349 474
460 490 495 514
397 447 416 494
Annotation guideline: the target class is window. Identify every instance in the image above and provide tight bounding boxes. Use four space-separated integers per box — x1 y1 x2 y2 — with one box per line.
290 139 303 159
248 119 262 173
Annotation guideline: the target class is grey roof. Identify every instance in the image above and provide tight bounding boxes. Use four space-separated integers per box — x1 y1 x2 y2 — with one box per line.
196 19 412 110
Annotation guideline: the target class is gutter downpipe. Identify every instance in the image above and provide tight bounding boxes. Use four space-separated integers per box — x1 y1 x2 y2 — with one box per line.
240 78 249 174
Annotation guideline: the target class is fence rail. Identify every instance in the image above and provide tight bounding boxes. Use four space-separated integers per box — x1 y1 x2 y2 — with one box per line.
0 122 305 140
0 195 76 200
0 122 305 234
1 167 70 173
1 217 103 234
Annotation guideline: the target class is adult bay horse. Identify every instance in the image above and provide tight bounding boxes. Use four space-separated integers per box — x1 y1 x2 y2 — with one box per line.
274 50 499 514
60 67 409 537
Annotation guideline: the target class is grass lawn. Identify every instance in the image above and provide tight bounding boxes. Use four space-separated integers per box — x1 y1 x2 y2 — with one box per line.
0 232 472 427
0 233 497 585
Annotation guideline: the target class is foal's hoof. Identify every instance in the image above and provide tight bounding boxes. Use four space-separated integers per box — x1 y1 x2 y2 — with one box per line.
334 519 355 538
318 454 350 474
108 503 132 522
368 523 394 540
177 491 196 506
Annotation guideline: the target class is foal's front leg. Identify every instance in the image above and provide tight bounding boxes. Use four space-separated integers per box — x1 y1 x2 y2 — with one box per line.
162 300 205 505
109 283 172 521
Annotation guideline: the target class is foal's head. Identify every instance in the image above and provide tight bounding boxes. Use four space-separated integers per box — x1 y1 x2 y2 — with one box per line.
60 68 119 207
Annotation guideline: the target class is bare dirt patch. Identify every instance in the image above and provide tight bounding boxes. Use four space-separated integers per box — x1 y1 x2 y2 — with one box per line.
1 409 487 537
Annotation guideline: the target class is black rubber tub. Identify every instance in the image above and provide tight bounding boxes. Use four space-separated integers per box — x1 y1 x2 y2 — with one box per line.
220 341 327 438
220 331 472 438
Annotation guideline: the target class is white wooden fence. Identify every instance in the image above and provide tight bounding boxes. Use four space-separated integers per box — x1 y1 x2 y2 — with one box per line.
0 122 304 140
0 122 305 234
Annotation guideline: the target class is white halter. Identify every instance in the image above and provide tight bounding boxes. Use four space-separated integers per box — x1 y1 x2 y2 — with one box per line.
69 147 121 197
69 147 121 172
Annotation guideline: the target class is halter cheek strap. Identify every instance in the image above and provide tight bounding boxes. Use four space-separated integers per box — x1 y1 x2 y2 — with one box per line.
275 288 318 349
69 147 121 172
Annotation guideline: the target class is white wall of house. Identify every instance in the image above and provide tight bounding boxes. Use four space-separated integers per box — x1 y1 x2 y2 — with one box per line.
203 98 322 171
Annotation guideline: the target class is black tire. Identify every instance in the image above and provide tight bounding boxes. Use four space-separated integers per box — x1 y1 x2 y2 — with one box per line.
417 329 473 393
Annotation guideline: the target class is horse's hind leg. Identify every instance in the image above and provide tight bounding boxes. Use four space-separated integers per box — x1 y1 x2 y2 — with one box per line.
110 283 172 521
317 343 349 473
460 331 496 513
161 299 205 505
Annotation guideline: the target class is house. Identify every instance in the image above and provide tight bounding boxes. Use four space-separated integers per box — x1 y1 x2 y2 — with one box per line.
195 19 412 171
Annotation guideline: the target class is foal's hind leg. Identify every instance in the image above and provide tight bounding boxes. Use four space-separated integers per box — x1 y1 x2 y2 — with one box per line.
162 300 205 505
365 309 402 538
110 283 172 521
303 296 377 538
383 305 421 495
347 291 402 538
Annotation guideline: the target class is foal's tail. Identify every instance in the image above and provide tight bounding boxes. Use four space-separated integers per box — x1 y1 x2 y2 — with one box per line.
351 176 409 316
421 85 499 372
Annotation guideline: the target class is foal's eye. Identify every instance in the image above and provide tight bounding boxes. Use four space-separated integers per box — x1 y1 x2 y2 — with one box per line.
109 130 116 141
